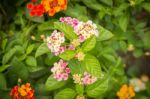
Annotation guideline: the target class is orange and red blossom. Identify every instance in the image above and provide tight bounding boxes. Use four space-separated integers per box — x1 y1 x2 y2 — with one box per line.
27 3 45 17
41 0 67 16
117 84 135 99
27 0 67 17
10 86 21 99
10 83 34 99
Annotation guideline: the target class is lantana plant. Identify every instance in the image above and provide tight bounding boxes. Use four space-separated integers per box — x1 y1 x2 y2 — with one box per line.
34 16 120 99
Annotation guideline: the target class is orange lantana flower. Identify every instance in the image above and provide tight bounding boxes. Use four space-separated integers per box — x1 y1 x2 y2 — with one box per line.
117 84 135 99
10 83 34 99
27 0 67 17
41 0 67 16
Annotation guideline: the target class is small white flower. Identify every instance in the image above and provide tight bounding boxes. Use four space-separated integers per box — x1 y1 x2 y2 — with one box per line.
46 30 65 55
74 20 99 42
130 78 146 92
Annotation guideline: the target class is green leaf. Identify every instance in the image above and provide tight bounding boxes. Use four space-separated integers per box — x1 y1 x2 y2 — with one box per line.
113 3 129 16
81 54 101 77
28 66 44 73
119 41 127 52
22 25 37 37
82 0 104 11
2 47 16 65
26 44 35 55
54 88 76 99
19 54 27 61
86 78 108 98
134 0 144 5
142 31 150 49
68 59 83 74
1 39 7 51
45 53 59 66
64 4 88 21
118 14 129 32
54 22 78 40
142 3 150 12
100 0 113 6
75 84 84 94
45 75 67 91
38 20 56 31
81 36 96 52
0 73 7 90
35 43 50 58
0 65 10 72
97 25 113 41
11 57 29 80
59 50 76 61
26 56 37 66
103 54 116 63
15 45 25 54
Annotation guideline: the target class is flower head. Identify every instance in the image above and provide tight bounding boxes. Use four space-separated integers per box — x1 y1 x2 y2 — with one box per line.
130 78 146 92
41 0 67 16
59 17 99 43
71 39 80 48
10 86 21 99
27 3 45 17
10 83 34 99
75 52 85 61
27 0 67 17
74 20 99 42
82 72 97 85
73 72 97 85
51 59 70 81
117 84 135 99
73 74 82 85
60 17 79 29
141 74 149 82
47 30 65 55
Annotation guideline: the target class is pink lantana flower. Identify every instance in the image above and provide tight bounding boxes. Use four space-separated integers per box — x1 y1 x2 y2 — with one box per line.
51 59 70 81
46 30 65 56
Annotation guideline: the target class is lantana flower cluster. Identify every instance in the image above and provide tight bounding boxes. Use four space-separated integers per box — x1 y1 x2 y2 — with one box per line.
27 3 45 17
117 84 135 99
51 59 70 81
46 30 65 56
27 0 67 17
74 20 99 42
10 83 34 99
73 72 97 85
129 75 149 92
60 17 99 42
59 17 79 30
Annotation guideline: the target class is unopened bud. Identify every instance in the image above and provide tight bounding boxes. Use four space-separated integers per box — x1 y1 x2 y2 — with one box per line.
128 44 134 51
76 95 85 99
141 75 149 82
145 52 150 56
31 35 36 40
75 52 85 61
18 78 22 83
40 35 45 40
